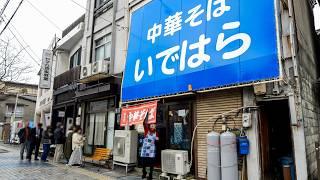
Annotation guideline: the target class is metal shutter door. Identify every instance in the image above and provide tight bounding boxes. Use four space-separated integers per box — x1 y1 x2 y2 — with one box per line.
196 89 243 179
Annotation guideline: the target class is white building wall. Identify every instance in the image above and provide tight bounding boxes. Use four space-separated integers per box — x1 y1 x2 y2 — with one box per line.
55 52 69 76
83 0 127 74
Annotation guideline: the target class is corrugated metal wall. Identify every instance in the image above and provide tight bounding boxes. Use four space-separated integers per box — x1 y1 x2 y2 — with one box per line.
196 88 243 179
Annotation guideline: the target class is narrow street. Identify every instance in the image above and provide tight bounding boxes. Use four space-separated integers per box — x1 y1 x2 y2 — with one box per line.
0 144 140 180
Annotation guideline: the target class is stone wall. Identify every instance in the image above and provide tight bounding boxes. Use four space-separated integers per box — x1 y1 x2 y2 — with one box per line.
300 67 320 178
293 0 320 178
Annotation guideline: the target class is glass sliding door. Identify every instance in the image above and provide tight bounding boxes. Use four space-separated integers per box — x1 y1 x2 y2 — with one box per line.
83 98 116 155
88 114 95 145
106 111 115 149
168 103 192 151
94 113 106 146
84 114 95 154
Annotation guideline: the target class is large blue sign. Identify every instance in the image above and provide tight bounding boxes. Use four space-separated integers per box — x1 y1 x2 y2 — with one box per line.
122 0 279 102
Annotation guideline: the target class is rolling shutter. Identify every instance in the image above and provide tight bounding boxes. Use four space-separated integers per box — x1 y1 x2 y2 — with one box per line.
196 88 243 179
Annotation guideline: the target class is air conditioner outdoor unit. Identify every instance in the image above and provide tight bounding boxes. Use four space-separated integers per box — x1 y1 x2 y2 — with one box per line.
80 64 92 79
113 130 138 164
161 150 190 176
91 60 110 75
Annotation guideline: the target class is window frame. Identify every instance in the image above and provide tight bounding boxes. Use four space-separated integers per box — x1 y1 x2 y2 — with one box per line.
94 34 111 62
95 0 110 9
6 104 24 117
69 47 82 69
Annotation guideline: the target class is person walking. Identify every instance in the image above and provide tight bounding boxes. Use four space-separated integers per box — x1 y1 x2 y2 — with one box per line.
64 126 76 162
140 120 159 180
26 124 37 161
68 127 85 166
53 122 65 163
32 123 43 160
41 126 53 162
18 121 31 160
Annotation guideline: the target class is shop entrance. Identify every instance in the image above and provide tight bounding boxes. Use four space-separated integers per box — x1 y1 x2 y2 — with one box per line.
258 100 295 180
83 98 116 155
154 101 193 168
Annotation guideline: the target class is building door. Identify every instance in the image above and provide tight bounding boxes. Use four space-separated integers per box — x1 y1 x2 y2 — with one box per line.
155 102 193 168
84 112 106 155
167 103 192 151
258 100 295 180
83 98 115 155
65 105 75 136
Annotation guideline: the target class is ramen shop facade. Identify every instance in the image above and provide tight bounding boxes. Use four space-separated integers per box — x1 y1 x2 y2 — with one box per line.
120 0 318 179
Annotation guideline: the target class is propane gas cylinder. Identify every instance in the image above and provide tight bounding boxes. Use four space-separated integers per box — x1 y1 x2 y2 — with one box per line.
221 131 238 180
207 131 220 180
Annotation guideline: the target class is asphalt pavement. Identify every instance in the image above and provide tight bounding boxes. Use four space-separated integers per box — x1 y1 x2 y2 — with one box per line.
0 143 141 180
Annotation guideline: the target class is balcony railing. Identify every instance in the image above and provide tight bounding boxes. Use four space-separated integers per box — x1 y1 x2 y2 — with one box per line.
53 66 81 90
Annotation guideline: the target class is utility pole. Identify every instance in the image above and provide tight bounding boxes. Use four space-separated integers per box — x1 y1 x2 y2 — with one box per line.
10 93 19 143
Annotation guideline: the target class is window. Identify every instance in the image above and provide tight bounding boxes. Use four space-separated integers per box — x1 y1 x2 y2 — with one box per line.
94 35 111 62
95 0 109 8
69 48 81 69
6 104 24 117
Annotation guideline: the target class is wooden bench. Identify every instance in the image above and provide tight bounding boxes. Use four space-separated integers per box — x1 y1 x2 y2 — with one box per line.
84 148 113 169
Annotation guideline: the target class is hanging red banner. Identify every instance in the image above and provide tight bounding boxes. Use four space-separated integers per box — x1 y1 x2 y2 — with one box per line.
120 101 158 127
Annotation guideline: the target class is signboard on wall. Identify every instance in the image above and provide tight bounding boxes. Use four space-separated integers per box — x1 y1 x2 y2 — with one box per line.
45 113 51 127
122 0 280 102
58 111 65 118
120 101 157 126
39 49 53 89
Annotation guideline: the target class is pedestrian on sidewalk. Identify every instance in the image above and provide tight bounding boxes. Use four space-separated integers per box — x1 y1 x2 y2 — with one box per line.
53 122 65 163
64 126 76 162
18 121 31 160
140 119 159 180
26 123 37 161
68 126 85 166
41 126 53 162
32 123 43 161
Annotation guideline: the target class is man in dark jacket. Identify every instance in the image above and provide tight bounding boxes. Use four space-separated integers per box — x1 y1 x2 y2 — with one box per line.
53 122 65 163
32 123 43 160
25 123 38 161
41 126 53 162
18 121 31 160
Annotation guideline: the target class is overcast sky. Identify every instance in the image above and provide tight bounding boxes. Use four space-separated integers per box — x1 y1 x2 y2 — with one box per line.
0 0 319 85
0 0 86 84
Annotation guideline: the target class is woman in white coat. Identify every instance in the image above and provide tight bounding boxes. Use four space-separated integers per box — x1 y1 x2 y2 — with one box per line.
68 127 85 166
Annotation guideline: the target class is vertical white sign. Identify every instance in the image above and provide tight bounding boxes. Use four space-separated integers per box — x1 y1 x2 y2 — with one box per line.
39 49 53 89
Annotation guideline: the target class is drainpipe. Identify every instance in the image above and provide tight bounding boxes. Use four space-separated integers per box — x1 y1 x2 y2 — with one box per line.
110 0 118 75
10 93 19 142
89 1 96 64
119 0 130 109
288 0 299 79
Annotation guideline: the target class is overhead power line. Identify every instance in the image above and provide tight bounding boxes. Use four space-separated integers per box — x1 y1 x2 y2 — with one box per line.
0 0 24 37
0 17 41 66
7 20 41 60
7 27 41 66
1 15 41 65
0 0 11 17
25 0 63 31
